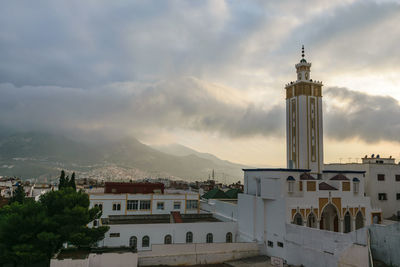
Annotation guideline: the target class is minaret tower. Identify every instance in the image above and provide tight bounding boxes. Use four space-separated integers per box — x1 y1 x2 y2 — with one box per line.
285 46 324 174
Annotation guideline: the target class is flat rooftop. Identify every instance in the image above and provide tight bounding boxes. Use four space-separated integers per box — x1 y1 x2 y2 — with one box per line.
102 213 221 225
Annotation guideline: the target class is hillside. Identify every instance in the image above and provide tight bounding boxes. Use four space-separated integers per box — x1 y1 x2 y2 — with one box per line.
0 132 247 183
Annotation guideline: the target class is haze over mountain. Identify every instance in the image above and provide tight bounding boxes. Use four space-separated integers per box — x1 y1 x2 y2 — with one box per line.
0 130 248 183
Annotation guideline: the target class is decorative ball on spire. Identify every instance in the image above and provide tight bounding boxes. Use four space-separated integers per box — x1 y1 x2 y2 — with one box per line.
300 45 307 63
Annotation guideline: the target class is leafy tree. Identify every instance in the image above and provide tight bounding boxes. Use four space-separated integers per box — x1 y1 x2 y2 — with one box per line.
9 184 25 204
69 172 76 191
0 188 109 265
0 200 59 266
39 187 108 249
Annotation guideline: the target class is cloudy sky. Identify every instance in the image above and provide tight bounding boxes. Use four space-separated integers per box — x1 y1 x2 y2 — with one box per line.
1 0 400 166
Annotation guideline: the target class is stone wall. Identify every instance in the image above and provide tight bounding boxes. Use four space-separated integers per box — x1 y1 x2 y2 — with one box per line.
138 242 259 266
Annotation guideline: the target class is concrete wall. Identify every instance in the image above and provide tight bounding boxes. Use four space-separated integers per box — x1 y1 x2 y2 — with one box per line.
285 224 368 267
200 199 238 221
369 222 400 267
138 242 258 266
50 252 138 267
100 221 237 251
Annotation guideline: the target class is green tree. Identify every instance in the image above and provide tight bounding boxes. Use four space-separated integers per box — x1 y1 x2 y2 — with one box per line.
0 200 59 266
0 188 109 265
70 172 76 191
9 184 25 204
39 187 108 249
59 170 66 189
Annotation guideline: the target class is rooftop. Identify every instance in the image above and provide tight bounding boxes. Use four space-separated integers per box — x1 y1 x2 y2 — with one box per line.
102 213 221 225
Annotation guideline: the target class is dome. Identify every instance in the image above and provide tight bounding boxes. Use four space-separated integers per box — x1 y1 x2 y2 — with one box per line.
300 58 307 63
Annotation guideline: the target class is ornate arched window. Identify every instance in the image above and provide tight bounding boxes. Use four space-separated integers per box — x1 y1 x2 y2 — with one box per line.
206 233 213 243
164 234 172 244
186 232 193 243
226 232 232 243
129 236 137 249
142 236 150 247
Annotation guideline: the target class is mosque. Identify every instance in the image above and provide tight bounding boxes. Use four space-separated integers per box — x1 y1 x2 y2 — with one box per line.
236 47 382 264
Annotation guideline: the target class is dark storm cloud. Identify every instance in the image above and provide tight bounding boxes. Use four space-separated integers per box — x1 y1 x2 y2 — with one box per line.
324 87 400 143
0 0 399 143
0 79 284 139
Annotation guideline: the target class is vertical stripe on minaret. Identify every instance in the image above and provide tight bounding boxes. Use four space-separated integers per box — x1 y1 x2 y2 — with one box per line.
285 47 324 174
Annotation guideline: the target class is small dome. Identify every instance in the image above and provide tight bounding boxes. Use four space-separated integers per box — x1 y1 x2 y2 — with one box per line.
300 58 307 63
287 176 295 181
352 177 360 182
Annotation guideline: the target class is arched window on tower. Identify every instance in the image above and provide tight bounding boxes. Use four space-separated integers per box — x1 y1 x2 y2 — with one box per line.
164 234 172 244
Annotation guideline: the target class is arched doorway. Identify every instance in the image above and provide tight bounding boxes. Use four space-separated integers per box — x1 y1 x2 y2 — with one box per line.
355 211 364 230
307 212 317 228
293 213 303 226
344 212 351 233
320 203 339 232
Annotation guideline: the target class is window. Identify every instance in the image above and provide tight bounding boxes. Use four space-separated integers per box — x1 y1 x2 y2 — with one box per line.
112 203 121 211
140 200 151 210
110 233 120 238
299 181 303 192
206 233 213 243
307 181 316 191
186 232 193 243
94 203 103 211
277 242 284 248
157 202 165 210
342 182 350 191
397 193 400 200
377 174 385 181
353 182 359 193
93 220 98 227
142 236 150 247
396 175 400 182
288 181 294 193
226 232 232 243
127 200 138 210
174 201 181 209
129 236 137 249
378 193 387 200
186 200 198 210
267 241 273 247
164 234 172 244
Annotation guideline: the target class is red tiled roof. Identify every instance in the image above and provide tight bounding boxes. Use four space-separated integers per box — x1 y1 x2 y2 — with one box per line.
300 173 316 180
330 174 349 181
319 182 338 190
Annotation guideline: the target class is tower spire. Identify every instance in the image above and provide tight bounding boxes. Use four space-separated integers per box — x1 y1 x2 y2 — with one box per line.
301 45 305 58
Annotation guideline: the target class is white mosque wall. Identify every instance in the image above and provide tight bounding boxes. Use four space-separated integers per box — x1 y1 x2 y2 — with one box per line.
200 199 238 222
284 223 367 267
99 221 237 251
137 242 259 266
50 252 138 267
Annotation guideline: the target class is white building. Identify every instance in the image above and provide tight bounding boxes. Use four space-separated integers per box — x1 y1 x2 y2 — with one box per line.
90 192 200 219
326 155 400 218
89 183 238 251
233 47 380 266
